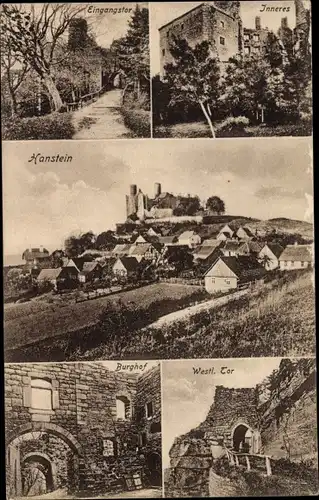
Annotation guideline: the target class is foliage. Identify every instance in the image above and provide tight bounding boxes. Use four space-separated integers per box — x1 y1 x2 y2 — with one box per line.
206 196 225 215
1 4 86 111
164 37 221 137
173 196 201 216
121 93 151 137
2 112 75 140
217 116 250 137
64 231 96 258
50 249 65 268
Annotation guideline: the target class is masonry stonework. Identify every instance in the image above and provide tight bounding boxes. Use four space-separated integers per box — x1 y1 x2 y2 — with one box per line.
5 362 162 497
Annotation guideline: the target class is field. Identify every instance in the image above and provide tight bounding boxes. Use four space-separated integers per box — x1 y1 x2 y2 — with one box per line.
4 283 205 356
118 270 315 360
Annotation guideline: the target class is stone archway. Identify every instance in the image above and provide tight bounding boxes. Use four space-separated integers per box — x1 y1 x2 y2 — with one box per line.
22 453 55 497
231 422 261 454
6 423 82 498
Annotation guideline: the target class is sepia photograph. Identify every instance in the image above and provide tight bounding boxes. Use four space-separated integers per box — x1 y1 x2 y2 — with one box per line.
162 357 318 497
150 0 312 138
3 137 314 363
5 360 162 498
1 2 150 140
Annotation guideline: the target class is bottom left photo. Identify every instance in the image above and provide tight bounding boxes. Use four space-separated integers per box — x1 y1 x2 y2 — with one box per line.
5 361 162 499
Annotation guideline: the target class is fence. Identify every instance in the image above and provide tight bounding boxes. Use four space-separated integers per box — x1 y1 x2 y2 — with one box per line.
65 87 107 112
224 447 272 476
159 277 204 286
74 280 154 303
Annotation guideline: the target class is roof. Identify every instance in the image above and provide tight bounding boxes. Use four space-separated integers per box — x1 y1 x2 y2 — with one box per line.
179 231 198 240
247 241 263 254
112 244 132 255
114 257 140 272
201 239 221 247
264 243 284 259
158 236 178 245
37 268 62 280
219 231 232 238
194 246 220 260
22 248 50 260
130 243 153 256
237 226 254 237
223 241 241 252
205 256 265 281
69 257 87 271
80 262 100 274
279 245 312 262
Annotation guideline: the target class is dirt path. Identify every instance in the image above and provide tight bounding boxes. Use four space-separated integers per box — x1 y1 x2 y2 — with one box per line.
71 89 133 139
15 488 162 499
145 289 249 329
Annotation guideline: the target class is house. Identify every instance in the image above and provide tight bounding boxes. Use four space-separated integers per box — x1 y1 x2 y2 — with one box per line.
158 235 178 246
247 240 263 255
63 257 88 273
204 256 265 293
278 244 313 271
220 241 248 257
37 267 78 291
112 257 140 280
178 231 201 248
258 243 284 270
147 227 162 238
22 247 50 270
217 231 232 241
193 240 223 261
218 224 234 238
235 226 254 240
78 262 103 283
129 243 161 263
112 244 132 258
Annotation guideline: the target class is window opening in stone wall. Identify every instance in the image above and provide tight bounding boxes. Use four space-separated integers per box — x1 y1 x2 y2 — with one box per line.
244 34 250 41
31 379 52 410
146 401 153 419
253 34 260 41
244 46 250 54
139 432 147 447
220 36 225 46
103 439 115 457
162 48 165 56
150 422 161 433
116 396 131 420
220 20 225 28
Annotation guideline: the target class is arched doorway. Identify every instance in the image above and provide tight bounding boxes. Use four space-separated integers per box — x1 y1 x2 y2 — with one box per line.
231 423 261 454
6 423 82 498
146 452 162 487
22 454 54 497
232 424 251 453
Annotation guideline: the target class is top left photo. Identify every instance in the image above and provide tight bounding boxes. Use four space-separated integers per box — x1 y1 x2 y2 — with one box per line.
1 2 151 140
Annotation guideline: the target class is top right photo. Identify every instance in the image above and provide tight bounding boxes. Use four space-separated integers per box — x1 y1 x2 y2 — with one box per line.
151 0 312 139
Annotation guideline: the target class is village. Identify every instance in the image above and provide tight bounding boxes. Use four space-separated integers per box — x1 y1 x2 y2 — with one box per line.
6 181 313 303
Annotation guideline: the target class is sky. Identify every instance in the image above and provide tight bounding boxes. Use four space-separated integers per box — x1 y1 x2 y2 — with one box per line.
3 137 312 257
162 357 282 468
150 0 296 75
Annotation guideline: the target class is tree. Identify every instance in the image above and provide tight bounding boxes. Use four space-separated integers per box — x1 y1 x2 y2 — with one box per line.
96 230 116 250
1 3 86 111
206 196 225 215
0 5 29 116
164 37 221 138
50 249 65 268
112 5 150 99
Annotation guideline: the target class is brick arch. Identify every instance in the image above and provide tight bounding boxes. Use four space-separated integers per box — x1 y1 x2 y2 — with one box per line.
22 451 57 491
6 422 82 455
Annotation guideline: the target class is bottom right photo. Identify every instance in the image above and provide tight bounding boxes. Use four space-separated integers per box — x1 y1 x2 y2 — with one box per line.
162 357 317 498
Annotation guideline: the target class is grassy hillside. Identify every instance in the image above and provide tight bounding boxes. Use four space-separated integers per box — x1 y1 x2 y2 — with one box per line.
4 283 206 356
119 270 315 360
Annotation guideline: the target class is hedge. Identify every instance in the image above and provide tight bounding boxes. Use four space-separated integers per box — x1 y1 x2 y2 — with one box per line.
121 106 151 138
2 112 75 140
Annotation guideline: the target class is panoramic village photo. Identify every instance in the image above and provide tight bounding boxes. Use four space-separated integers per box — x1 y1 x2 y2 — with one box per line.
1 2 150 140
151 0 312 138
3 137 314 363
5 361 162 499
162 357 318 497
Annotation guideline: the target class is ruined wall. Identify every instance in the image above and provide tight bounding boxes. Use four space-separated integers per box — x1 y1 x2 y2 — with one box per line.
199 386 259 441
5 363 161 495
258 358 317 462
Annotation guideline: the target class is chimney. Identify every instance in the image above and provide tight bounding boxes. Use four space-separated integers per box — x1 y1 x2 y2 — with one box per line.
40 245 44 253
130 184 137 196
154 182 162 198
294 241 298 246
281 17 288 29
255 16 261 30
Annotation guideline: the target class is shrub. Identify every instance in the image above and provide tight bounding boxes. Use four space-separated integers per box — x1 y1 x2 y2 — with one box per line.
217 116 251 137
121 106 151 137
2 112 75 140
